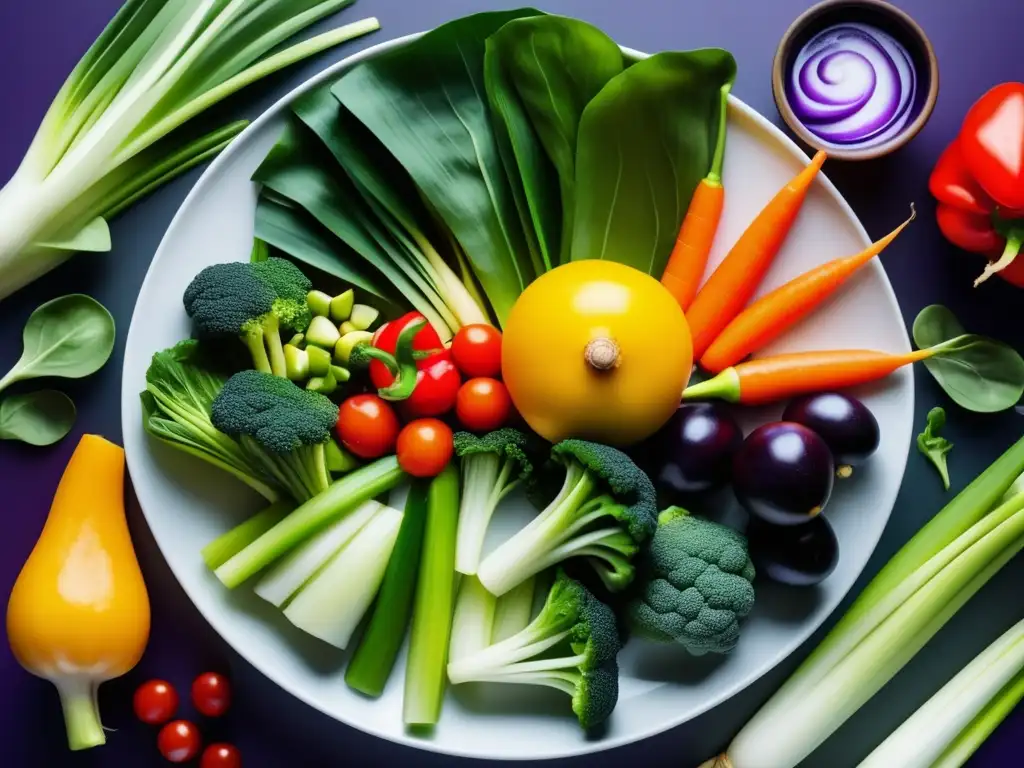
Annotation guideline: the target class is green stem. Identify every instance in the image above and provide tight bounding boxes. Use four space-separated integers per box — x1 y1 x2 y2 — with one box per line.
681 367 740 402
201 500 293 569
707 83 732 184
57 679 105 751
933 668 1024 768
975 228 1023 287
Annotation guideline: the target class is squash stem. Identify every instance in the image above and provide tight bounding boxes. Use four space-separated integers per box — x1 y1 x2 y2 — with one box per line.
57 678 105 751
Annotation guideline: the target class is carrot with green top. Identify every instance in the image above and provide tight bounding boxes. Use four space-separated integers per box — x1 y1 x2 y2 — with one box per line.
686 150 828 359
660 81 732 311
699 206 916 373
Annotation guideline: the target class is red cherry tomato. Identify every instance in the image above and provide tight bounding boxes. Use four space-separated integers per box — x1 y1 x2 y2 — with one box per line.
397 419 454 477
456 378 513 432
201 743 242 768
191 672 231 717
451 324 502 378
158 720 202 763
133 680 179 725
336 395 400 459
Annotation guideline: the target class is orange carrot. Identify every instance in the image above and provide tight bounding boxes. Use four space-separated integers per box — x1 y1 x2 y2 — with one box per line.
661 83 731 310
686 150 828 359
682 348 933 406
699 206 916 373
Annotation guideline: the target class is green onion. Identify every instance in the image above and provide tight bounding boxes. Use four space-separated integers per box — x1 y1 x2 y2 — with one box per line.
0 0 380 300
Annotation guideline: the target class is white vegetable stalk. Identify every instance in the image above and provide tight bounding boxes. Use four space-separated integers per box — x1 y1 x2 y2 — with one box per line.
448 575 497 664
0 0 379 300
859 618 1024 768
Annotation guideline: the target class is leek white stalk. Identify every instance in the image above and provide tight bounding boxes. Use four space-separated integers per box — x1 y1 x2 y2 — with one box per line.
0 0 379 300
701 434 1024 768
859 618 1024 768
448 575 497 664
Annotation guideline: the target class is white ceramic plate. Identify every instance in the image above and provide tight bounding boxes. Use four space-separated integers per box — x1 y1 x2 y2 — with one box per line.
122 34 913 761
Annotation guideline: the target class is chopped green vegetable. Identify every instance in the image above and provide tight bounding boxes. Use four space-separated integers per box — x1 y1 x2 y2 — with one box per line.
346 483 428 698
305 372 337 395
330 289 355 323
404 464 459 726
307 346 332 377
447 570 621 730
918 407 954 490
476 439 658 596
349 304 380 331
283 344 310 381
339 321 358 335
305 315 341 349
307 290 333 317
628 507 755 655
324 440 358 475
201 501 293 570
335 331 373 363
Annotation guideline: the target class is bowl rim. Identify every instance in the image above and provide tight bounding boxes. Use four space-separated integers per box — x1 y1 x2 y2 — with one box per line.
771 0 940 161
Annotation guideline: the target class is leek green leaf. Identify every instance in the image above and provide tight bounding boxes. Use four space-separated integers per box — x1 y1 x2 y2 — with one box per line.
37 217 111 252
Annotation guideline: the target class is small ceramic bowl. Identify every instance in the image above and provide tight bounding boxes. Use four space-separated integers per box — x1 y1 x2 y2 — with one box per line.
772 0 939 160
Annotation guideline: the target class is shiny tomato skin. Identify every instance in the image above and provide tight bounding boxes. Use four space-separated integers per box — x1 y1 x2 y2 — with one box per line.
451 324 502 378
133 680 179 725
201 743 242 768
456 378 513 432
158 720 202 763
336 395 400 459
397 419 454 477
191 672 231 717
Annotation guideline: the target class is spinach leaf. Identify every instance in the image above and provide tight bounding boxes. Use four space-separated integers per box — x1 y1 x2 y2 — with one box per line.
912 304 1024 412
916 406 953 490
0 294 115 391
331 9 543 326
485 16 624 266
571 49 736 276
0 391 76 446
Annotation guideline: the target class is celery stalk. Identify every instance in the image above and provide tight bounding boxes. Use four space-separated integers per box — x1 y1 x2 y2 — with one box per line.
932 669 1024 768
345 483 428 697
201 500 292 569
404 465 459 726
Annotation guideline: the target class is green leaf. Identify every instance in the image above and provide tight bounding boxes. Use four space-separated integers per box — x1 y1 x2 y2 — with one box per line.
484 16 624 266
917 407 953 490
0 391 76 446
0 295 115 392
913 305 1024 413
571 49 737 276
331 9 544 326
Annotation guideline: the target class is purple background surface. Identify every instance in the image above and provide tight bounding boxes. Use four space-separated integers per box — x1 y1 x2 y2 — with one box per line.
0 1 1021 766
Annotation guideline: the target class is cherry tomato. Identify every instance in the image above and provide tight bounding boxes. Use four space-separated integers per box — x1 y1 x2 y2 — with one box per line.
451 324 502 378
397 419 454 477
336 395 400 459
133 680 179 725
191 672 231 717
456 378 513 432
201 743 242 768
158 720 202 763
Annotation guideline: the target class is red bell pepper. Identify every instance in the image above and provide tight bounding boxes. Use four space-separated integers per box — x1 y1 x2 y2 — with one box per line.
930 82 1024 287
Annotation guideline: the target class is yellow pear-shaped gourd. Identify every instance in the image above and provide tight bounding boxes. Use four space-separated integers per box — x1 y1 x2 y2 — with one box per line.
7 434 150 751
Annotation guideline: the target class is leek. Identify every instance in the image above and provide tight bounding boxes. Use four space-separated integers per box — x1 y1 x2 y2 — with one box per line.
859 618 1024 768
702 434 1024 768
0 0 380 300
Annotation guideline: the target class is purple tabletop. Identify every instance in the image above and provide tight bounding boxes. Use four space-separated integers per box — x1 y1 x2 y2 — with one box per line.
1 1 1022 766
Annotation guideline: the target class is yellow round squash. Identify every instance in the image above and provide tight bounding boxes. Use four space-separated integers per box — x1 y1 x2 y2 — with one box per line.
501 260 693 446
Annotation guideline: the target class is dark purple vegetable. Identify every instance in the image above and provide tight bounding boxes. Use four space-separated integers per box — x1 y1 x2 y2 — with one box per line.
649 403 744 494
747 516 839 586
783 392 880 477
733 422 834 525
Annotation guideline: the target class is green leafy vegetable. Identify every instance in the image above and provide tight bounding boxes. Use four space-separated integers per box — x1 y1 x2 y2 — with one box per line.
332 9 543 326
912 305 1024 412
0 391 76 446
0 0 380 300
571 49 737 276
484 16 624 265
917 407 953 490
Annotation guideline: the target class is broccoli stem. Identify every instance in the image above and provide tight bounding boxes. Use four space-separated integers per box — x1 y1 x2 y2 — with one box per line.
345 483 428 698
243 325 273 374
449 576 497 664
492 575 536 643
215 456 405 588
455 453 501 574
262 315 287 377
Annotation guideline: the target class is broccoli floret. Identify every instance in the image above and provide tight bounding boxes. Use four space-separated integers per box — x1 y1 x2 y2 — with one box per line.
628 507 756 655
211 370 339 503
453 429 534 575
183 258 312 377
476 439 657 597
140 340 282 502
447 571 620 730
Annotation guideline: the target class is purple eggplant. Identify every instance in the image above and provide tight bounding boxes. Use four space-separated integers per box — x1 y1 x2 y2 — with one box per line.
748 516 838 586
648 403 744 495
783 392 879 478
733 422 834 525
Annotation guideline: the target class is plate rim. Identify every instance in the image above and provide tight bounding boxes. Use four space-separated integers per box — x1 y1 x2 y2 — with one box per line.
122 30 913 761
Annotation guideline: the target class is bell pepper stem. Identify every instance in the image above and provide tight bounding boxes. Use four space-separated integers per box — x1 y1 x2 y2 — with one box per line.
350 319 427 401
975 229 1023 287
681 367 741 403
57 679 105 751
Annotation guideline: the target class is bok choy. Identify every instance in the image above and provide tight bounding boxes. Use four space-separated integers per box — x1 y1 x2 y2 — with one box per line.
0 0 379 300
701 433 1024 768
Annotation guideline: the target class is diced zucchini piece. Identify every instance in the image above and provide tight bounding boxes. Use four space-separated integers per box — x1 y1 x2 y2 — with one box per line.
307 345 332 377
284 345 310 381
306 315 341 348
330 289 355 323
334 331 374 364
349 304 380 331
307 290 333 317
